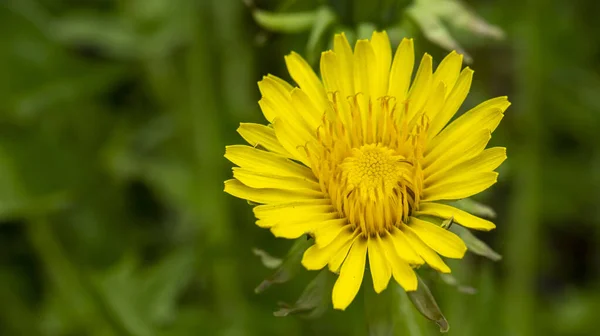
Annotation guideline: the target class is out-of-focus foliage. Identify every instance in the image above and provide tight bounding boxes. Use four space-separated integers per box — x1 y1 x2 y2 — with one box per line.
1 0 600 335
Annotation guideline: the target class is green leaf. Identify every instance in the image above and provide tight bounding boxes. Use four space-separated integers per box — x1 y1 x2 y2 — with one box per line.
0 145 29 218
306 6 337 64
138 249 196 325
438 273 477 295
450 225 502 261
252 248 283 269
451 199 497 219
406 275 449 333
90 249 196 335
273 269 335 318
252 9 317 33
407 3 471 63
408 0 505 63
432 0 505 40
0 133 75 220
255 237 313 293
50 14 140 59
92 257 154 336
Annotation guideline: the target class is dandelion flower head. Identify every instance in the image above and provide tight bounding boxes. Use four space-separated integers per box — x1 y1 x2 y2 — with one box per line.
225 32 509 310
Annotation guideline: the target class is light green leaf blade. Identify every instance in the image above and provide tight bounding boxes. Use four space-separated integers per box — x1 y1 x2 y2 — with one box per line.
273 269 336 319
255 237 313 293
406 275 449 333
252 9 316 33
451 225 502 261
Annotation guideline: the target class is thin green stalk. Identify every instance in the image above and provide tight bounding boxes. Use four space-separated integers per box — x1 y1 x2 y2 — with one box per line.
503 0 543 335
187 0 251 331
26 218 132 335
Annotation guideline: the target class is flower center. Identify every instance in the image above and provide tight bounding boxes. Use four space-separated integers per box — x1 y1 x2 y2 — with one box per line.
338 144 415 234
341 145 410 201
308 94 429 236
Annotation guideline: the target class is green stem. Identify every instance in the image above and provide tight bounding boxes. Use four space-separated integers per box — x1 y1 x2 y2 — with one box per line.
26 218 130 335
186 0 252 330
503 0 542 334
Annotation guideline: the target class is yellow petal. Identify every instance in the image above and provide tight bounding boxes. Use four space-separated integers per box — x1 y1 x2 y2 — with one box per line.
427 147 506 185
270 213 339 238
406 53 433 121
422 81 446 121
257 76 293 122
453 147 506 173
225 145 313 179
270 222 318 239
233 168 321 192
267 74 294 91
328 234 357 273
401 225 451 273
320 51 352 125
432 51 463 98
314 218 348 247
255 203 332 228
290 88 322 130
332 238 367 310
387 228 424 265
370 31 392 98
224 179 321 204
354 39 378 111
254 202 332 221
427 97 509 156
423 172 499 201
424 129 491 175
333 33 355 95
428 67 474 138
257 97 277 123
259 80 316 140
302 230 355 270
381 235 417 291
285 52 328 111
320 51 339 93
258 210 337 229
368 237 392 293
416 202 496 231
272 118 312 166
388 38 414 103
237 123 290 157
407 217 467 259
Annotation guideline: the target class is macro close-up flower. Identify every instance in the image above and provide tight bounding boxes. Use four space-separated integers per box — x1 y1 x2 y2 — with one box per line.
225 31 509 311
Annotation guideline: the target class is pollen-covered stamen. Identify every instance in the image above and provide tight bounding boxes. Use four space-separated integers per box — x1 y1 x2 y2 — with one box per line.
310 94 429 236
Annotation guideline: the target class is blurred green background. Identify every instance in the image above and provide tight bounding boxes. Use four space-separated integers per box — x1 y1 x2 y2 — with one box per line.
1 0 599 335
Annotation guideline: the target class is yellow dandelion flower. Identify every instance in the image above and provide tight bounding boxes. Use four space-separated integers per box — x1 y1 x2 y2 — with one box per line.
225 31 509 311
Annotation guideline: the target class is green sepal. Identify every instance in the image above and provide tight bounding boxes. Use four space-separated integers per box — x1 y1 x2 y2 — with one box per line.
450 225 502 261
254 237 313 293
273 269 336 319
406 275 450 333
440 216 454 230
451 198 497 219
